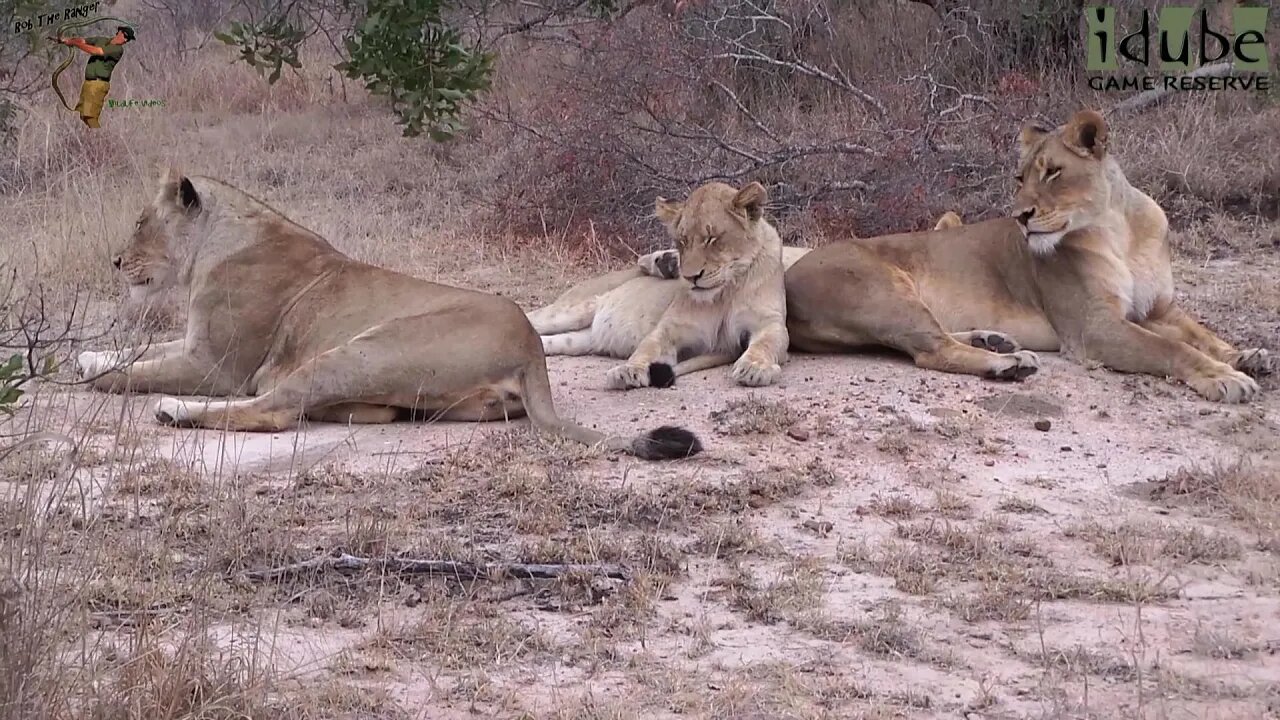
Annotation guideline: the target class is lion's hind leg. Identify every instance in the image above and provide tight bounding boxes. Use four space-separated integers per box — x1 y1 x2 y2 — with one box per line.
527 301 596 336
542 329 596 356
154 316 530 432
795 261 1039 381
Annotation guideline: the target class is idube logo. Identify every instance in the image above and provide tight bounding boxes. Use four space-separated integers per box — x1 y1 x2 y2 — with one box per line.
1085 5 1271 92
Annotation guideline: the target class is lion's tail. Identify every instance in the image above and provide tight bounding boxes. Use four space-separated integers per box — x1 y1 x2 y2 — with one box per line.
518 358 702 461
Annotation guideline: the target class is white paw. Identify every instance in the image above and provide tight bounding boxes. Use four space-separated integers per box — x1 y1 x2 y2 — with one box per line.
76 350 116 378
154 397 191 425
731 355 782 387
606 363 650 390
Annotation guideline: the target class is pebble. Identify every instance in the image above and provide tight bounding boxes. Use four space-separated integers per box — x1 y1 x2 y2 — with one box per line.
1034 419 1052 431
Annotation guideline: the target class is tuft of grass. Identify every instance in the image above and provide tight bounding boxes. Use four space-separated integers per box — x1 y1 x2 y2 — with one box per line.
1192 622 1263 660
869 493 922 519
1142 461 1280 546
709 395 803 435
1074 520 1243 567
367 590 552 670
932 490 973 519
943 589 1032 623
722 558 825 625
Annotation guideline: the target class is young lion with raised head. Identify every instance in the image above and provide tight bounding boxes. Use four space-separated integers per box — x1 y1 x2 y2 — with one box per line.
529 181 789 389
75 169 702 460
784 109 1270 401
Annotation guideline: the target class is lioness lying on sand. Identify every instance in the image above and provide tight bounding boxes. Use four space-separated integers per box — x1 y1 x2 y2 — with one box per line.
528 181 790 389
76 170 702 460
560 110 1271 402
779 109 1271 401
529 208 964 380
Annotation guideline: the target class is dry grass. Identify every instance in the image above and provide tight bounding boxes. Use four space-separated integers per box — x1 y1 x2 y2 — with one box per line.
1073 520 1244 567
722 558 825 625
1138 460 1280 548
709 396 803 436
3 2 1278 717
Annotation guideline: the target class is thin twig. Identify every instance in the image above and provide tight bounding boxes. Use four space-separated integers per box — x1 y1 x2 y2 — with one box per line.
242 551 634 582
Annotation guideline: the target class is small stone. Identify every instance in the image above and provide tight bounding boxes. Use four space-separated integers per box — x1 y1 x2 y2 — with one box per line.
1034 419 1052 432
787 425 810 441
1060 445 1073 452
984 459 996 467
802 519 834 536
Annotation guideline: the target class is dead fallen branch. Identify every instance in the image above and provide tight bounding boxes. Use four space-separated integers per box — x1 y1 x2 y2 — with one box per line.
241 552 633 582
1110 62 1238 117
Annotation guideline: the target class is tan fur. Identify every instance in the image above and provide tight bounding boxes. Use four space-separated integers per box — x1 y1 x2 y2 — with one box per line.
787 109 1270 401
76 170 701 459
528 181 789 388
537 210 967 340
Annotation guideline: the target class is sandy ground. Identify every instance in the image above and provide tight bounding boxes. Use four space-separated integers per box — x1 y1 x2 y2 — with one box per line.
34 338 1280 719
2 249 1275 719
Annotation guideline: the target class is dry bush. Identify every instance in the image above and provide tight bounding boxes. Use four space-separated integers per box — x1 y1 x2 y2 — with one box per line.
1140 460 1280 548
709 395 803 435
1073 520 1244 567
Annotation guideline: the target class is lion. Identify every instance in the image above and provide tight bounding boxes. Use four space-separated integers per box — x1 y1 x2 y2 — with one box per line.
782 109 1271 401
528 181 790 389
626 209 965 282
530 209 966 360
74 169 702 460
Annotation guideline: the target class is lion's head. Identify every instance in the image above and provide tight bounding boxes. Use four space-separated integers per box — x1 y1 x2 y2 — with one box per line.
1011 109 1116 256
115 169 202 300
654 181 774 302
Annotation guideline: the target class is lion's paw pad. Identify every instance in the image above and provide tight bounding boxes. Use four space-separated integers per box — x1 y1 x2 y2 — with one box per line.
969 331 1022 355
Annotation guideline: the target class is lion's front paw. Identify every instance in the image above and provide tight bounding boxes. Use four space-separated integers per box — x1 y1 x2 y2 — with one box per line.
1231 348 1273 378
76 350 115 379
732 354 782 387
606 363 651 390
969 330 1022 355
1188 365 1260 403
154 397 192 426
986 350 1040 381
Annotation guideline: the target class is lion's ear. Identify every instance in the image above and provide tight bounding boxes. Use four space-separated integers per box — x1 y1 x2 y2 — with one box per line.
156 168 200 215
1062 109 1108 159
733 181 767 222
1017 121 1051 161
655 196 683 231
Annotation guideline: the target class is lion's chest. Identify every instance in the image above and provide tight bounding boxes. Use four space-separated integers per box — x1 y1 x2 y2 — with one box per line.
1119 250 1173 323
680 304 763 358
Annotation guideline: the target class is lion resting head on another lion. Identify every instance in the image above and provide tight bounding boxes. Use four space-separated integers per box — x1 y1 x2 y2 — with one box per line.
529 181 790 389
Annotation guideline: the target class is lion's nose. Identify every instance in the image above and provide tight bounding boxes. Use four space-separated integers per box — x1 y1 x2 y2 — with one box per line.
683 270 704 285
112 255 122 268
1016 209 1035 226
